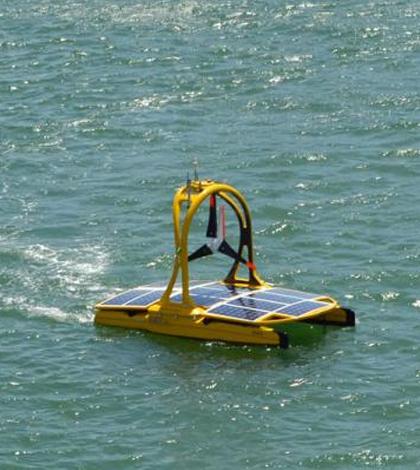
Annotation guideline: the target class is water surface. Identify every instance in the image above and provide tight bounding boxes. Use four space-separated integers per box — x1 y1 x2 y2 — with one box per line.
1 0 420 468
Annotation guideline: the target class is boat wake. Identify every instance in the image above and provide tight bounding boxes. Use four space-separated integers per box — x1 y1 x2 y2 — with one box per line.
1 242 111 325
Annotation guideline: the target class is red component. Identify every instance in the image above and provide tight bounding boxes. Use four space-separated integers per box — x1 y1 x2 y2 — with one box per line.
246 261 256 270
210 194 215 207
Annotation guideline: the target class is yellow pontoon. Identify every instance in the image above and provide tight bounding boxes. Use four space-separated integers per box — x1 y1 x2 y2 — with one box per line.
95 177 355 348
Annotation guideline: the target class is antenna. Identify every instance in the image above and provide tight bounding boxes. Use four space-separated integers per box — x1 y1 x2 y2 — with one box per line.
193 159 199 181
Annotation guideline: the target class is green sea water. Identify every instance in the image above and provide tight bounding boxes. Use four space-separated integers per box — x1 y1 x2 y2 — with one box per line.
1 0 420 468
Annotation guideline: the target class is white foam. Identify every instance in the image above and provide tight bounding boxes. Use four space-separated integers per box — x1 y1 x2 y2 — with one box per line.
30 306 94 324
19 243 110 324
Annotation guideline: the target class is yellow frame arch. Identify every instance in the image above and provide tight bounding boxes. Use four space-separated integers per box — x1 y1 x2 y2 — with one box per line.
161 180 266 307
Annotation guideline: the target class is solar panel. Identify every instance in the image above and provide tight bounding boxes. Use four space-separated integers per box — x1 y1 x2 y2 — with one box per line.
229 296 284 311
101 288 165 307
208 303 265 321
101 289 148 306
274 300 327 317
266 287 317 299
252 291 303 304
205 285 331 322
195 283 257 296
170 293 220 306
125 290 165 307
168 282 260 306
189 280 215 287
99 282 331 321
189 286 232 299
194 285 237 297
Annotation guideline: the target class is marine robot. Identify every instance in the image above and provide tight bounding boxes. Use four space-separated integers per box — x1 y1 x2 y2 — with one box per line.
95 176 355 348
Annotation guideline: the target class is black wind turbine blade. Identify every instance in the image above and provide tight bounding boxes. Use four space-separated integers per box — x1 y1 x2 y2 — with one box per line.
218 240 248 265
206 194 218 238
188 244 213 262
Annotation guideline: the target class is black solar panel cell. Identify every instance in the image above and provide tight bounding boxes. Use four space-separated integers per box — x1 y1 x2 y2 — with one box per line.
268 287 317 299
198 284 258 298
189 280 214 287
101 289 148 306
255 291 305 304
125 290 164 307
188 287 231 300
170 293 219 306
208 304 266 321
230 296 283 312
197 284 232 294
276 301 326 317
